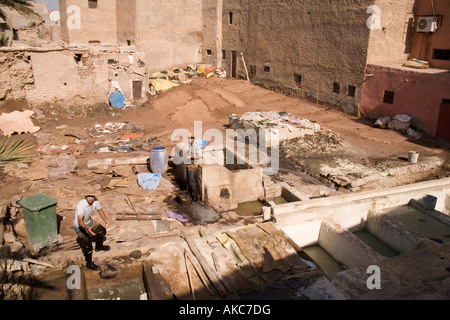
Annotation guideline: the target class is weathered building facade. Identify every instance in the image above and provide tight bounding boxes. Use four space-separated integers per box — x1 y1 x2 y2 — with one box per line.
59 0 203 72
361 0 450 140
2 0 448 138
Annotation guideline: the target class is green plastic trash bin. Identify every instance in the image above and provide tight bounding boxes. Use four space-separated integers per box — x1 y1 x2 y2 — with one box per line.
18 193 58 252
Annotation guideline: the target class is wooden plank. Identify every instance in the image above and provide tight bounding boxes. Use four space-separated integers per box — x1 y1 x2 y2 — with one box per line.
185 250 215 296
22 258 54 268
226 224 274 282
143 262 174 300
184 251 195 300
257 223 312 272
182 234 229 297
225 223 312 282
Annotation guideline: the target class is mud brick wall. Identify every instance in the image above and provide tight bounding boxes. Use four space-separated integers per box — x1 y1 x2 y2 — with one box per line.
24 50 109 106
0 52 35 101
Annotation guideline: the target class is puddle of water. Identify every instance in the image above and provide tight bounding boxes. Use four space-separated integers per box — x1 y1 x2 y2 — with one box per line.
84 264 148 300
353 230 400 258
234 197 289 216
384 205 450 244
272 196 289 205
86 278 148 300
302 245 345 274
235 200 265 216
31 274 78 300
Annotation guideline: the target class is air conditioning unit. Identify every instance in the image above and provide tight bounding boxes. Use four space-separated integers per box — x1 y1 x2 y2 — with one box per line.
417 16 438 33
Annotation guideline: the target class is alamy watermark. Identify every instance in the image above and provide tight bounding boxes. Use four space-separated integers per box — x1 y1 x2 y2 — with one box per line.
170 121 280 176
66 265 81 290
367 5 382 30
366 265 381 290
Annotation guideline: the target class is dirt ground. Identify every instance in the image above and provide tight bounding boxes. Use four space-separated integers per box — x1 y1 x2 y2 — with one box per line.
1 76 449 300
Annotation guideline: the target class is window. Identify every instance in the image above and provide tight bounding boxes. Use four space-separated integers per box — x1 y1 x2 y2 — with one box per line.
206 49 212 56
294 74 302 86
250 65 256 75
433 49 450 61
348 85 356 97
442 98 450 104
229 12 233 25
383 90 395 104
333 82 340 94
88 0 98 9
74 53 83 63
264 65 271 73
222 50 226 60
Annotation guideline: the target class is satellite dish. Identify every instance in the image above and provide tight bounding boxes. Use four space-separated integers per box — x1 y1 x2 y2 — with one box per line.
49 10 60 22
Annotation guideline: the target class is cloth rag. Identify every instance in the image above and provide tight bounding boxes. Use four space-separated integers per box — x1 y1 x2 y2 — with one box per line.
166 210 189 222
138 172 162 191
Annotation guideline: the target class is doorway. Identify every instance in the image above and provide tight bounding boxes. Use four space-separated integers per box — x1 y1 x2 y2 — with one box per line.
231 51 237 78
436 99 450 141
132 81 142 101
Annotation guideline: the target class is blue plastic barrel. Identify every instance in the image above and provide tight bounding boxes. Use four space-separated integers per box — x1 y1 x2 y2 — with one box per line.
150 146 168 174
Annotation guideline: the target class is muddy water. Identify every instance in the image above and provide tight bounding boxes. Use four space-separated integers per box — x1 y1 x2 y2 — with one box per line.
302 245 345 274
272 196 289 205
384 205 450 244
86 278 148 300
353 230 400 258
85 264 148 300
234 197 289 217
234 200 265 216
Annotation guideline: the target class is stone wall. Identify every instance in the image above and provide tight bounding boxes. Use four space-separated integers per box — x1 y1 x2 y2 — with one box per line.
59 0 118 45
0 52 34 101
24 49 108 106
0 48 148 108
236 0 375 116
134 0 203 73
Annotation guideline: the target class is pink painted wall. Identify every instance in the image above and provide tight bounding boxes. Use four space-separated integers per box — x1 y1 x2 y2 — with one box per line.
360 64 450 135
410 0 450 69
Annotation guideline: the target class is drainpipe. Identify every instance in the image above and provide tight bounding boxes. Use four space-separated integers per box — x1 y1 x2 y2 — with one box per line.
216 0 223 69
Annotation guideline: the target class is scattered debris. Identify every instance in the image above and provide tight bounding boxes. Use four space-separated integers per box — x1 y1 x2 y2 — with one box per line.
281 130 344 155
129 250 142 259
46 153 78 180
99 263 118 279
375 114 421 139
403 58 429 69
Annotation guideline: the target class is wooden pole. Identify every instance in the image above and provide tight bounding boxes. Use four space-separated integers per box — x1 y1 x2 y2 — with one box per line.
185 250 215 296
184 251 196 300
240 52 250 82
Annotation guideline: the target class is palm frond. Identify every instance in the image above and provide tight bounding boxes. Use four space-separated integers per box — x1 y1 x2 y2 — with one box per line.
0 137 35 166
0 0 39 19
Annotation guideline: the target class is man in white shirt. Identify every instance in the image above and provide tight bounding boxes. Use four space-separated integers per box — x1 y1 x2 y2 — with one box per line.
73 189 110 271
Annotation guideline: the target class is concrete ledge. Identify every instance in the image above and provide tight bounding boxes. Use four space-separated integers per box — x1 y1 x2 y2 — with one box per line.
273 177 450 216
318 220 384 269
274 178 450 249
366 211 434 254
